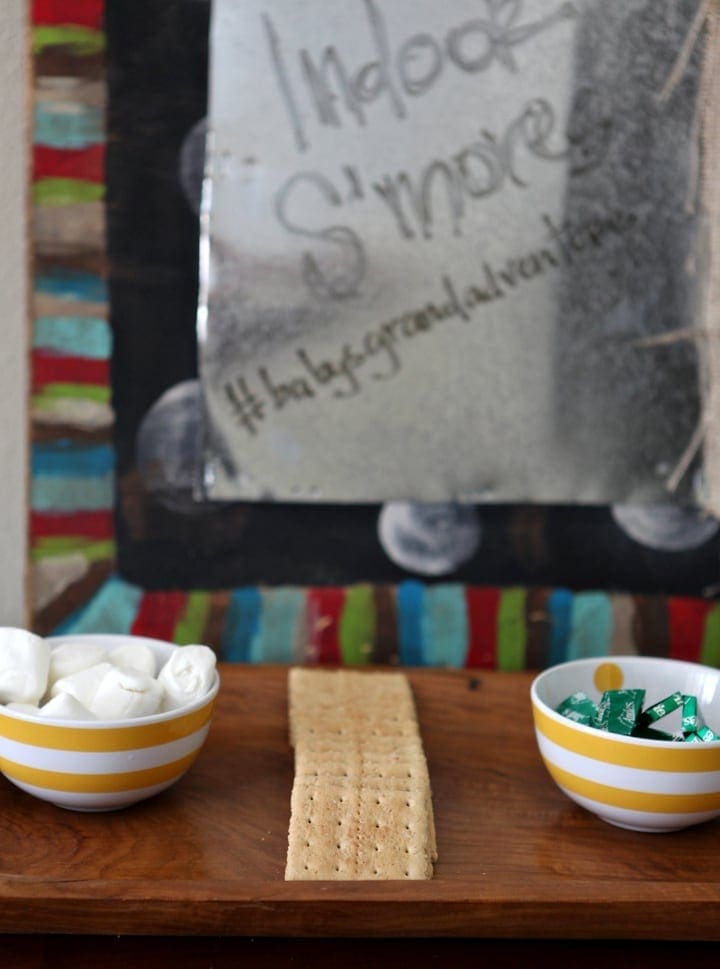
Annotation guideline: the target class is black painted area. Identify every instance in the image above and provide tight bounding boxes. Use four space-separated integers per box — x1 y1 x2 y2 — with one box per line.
106 0 208 472
106 1 720 594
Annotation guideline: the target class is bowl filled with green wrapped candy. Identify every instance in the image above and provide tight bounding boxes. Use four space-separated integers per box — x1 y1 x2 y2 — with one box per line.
531 655 720 832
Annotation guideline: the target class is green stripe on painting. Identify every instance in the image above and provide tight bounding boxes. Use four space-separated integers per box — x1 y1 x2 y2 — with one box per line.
339 584 375 665
700 603 720 668
33 178 105 206
32 25 105 56
567 592 613 660
497 588 527 670
31 537 115 562
31 396 113 430
33 383 111 404
422 584 468 668
173 591 211 646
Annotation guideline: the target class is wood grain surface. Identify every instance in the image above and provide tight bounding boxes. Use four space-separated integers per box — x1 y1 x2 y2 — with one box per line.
1 665 719 939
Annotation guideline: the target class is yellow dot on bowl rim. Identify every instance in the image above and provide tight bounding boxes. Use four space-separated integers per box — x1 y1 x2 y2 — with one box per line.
594 662 624 692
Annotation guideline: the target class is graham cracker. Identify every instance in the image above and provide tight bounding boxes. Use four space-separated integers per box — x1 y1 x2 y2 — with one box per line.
285 668 437 880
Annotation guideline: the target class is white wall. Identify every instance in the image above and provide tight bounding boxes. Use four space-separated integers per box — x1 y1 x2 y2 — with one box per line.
0 0 28 626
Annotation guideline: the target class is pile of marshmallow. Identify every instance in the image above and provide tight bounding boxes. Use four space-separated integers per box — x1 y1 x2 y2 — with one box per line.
0 629 217 721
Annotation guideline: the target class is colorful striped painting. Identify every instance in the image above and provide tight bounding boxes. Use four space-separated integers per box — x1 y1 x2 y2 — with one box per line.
48 578 720 670
31 0 115 631
29 0 720 670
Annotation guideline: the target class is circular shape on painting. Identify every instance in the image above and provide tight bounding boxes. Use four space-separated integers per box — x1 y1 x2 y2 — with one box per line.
178 116 207 214
611 503 719 552
136 379 217 515
377 502 481 576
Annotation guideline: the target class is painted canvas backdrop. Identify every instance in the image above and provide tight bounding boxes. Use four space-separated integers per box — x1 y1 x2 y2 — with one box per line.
97 0 720 595
27 0 720 670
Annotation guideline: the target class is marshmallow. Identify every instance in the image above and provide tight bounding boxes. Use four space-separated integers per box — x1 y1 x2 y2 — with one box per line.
158 645 216 710
108 642 156 677
39 692 97 721
6 702 40 715
0 627 51 704
49 641 108 687
51 662 114 710
89 666 164 720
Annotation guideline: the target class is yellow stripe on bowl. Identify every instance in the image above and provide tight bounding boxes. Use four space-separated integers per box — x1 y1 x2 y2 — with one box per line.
543 760 720 814
533 705 720 772
0 750 200 794
0 698 215 752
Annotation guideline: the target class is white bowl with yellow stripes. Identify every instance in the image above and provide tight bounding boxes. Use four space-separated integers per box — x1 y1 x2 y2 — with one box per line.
531 656 720 832
0 634 219 812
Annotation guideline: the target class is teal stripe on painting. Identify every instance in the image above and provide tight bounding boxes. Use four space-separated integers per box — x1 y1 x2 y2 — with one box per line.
566 592 613 660
222 587 262 662
32 442 114 477
52 576 142 636
397 581 425 666
548 588 573 666
250 588 303 663
34 317 111 359
30 473 114 512
422 584 468 668
35 270 107 304
34 103 104 149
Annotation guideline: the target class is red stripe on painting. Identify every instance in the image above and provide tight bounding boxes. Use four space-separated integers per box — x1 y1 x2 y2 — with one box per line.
32 350 109 388
306 588 345 665
33 0 104 29
464 587 501 668
667 597 715 663
31 510 113 540
34 144 105 183
131 591 188 643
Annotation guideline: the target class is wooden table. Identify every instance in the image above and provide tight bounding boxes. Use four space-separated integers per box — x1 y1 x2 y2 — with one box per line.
2 666 720 967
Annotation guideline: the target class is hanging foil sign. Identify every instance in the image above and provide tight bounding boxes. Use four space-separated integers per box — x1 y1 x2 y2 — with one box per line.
198 0 704 503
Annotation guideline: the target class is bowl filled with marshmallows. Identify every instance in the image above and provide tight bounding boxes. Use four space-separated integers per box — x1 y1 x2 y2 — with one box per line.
0 628 219 811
